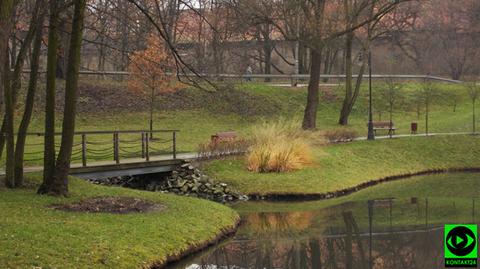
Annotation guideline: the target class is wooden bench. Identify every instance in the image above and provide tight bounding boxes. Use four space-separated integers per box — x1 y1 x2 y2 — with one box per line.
368 121 396 135
211 131 238 144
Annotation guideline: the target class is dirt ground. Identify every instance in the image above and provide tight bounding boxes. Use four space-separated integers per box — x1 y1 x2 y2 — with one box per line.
50 196 165 214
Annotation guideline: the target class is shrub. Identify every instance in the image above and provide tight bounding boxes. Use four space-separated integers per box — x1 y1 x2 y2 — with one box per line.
246 121 312 173
198 138 250 159
323 128 358 143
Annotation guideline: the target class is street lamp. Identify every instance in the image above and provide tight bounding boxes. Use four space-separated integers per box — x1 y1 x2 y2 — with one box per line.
367 49 375 140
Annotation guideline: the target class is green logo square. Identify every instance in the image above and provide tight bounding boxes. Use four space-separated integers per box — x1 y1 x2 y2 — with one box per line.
445 224 478 268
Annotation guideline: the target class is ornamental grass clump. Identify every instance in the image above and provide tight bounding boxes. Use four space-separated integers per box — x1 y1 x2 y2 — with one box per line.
247 121 312 173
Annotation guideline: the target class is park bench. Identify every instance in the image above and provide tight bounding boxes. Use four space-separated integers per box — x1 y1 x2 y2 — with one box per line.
211 131 238 144
369 121 396 135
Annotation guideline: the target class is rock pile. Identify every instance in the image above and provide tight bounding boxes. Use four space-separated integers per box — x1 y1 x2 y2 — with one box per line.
87 163 248 203
148 163 248 203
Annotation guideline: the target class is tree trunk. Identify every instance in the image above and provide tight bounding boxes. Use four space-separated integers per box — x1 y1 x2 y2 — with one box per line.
339 61 366 125
264 45 272 82
302 49 322 130
98 39 105 72
0 0 16 166
38 0 60 194
15 10 45 185
339 32 354 126
50 0 87 196
120 0 129 71
338 33 367 125
298 43 309 74
263 35 272 82
56 5 69 80
0 0 42 159
343 212 353 269
425 100 429 135
473 100 476 134
310 239 322 269
389 102 393 138
3 49 14 188
0 0 17 74
9 19 16 69
149 83 155 140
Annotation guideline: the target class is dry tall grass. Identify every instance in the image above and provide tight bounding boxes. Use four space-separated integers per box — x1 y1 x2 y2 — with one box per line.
247 121 313 173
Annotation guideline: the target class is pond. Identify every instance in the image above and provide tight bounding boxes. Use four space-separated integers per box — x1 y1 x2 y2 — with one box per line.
167 172 480 269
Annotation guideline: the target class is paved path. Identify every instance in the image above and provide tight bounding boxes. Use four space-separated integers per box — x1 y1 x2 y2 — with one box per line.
354 132 474 141
270 83 340 88
1 132 475 176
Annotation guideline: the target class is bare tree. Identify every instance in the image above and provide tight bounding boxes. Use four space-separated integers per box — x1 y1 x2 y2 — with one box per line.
338 0 374 126
40 0 88 196
466 82 480 134
421 80 435 136
431 1 480 80
38 0 60 194
393 1 480 79
243 0 408 129
383 78 402 138
14 2 46 185
338 0 413 126
297 0 405 129
50 0 87 195
0 0 18 188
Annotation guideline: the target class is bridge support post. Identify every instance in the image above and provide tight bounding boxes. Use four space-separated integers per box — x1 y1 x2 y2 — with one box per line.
145 135 150 162
113 132 119 164
81 133 87 167
141 132 145 158
173 131 177 159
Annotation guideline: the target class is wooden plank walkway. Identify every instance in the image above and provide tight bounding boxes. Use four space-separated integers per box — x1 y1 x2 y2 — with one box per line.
0 152 197 177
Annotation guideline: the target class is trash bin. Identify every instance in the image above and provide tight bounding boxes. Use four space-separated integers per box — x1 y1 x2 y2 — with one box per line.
411 122 418 134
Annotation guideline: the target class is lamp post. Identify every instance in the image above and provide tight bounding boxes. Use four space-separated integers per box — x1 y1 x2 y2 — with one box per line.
367 49 375 140
293 0 300 87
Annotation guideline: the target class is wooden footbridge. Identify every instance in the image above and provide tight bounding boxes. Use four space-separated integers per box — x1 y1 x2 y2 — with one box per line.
18 130 196 178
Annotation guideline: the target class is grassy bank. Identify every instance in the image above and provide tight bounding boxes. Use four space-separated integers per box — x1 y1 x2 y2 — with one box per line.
233 172 480 235
0 176 239 268
205 135 480 196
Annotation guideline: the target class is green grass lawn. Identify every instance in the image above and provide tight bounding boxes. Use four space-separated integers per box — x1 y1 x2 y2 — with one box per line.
12 80 478 166
204 135 480 196
0 176 239 268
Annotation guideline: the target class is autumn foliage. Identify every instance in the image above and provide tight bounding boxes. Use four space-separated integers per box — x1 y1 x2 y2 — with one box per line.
128 34 179 96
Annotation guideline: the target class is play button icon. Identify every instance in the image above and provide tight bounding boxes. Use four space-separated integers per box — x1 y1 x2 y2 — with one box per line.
447 226 477 257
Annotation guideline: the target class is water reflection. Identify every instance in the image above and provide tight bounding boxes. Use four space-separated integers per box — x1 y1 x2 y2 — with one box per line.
167 173 480 269
168 206 450 269
171 229 444 269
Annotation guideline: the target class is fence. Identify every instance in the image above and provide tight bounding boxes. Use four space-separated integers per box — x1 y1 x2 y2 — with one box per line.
18 130 179 166
17 69 463 85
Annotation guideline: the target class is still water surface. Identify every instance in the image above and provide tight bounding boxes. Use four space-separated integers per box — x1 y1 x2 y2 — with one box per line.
167 173 480 269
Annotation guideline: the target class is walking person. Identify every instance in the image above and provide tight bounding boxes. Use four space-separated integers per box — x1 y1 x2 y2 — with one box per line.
245 65 253 82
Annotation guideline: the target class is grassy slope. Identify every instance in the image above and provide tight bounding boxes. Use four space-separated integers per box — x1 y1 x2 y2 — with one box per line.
0 176 239 268
14 80 476 166
205 135 480 195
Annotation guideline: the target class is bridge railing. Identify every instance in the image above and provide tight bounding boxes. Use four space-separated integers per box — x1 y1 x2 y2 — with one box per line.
18 130 179 167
